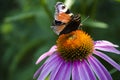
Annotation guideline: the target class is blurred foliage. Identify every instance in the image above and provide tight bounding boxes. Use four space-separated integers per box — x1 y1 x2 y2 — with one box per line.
0 0 120 80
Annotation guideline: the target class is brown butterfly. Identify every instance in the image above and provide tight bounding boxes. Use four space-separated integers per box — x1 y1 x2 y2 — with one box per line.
51 2 81 35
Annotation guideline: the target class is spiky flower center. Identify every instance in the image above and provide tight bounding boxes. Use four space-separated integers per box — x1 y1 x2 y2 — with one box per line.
57 30 94 61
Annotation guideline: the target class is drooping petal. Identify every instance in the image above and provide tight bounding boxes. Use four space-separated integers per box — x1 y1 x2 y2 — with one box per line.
83 60 96 80
44 52 58 64
88 56 108 80
77 60 91 80
36 45 57 64
63 62 72 80
94 40 119 47
95 46 120 54
91 56 112 80
50 59 63 80
53 61 72 80
72 61 80 80
34 53 58 79
94 50 120 71
37 54 60 80
33 64 45 79
94 40 120 54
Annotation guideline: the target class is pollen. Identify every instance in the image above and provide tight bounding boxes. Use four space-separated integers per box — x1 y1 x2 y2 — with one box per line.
57 30 94 61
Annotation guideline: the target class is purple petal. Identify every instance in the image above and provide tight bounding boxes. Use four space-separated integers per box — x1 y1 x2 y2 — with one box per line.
77 60 91 80
33 64 45 79
34 53 58 79
37 54 61 80
36 45 57 64
82 60 96 80
63 62 72 80
95 46 120 54
91 56 112 80
94 50 120 71
94 40 118 47
50 60 63 80
44 53 58 63
88 56 108 80
72 61 80 80
53 61 72 80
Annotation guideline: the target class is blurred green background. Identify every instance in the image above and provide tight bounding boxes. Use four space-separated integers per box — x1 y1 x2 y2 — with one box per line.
0 0 120 80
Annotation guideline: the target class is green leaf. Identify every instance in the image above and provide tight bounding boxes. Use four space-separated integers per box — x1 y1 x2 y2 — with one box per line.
115 0 120 2
84 19 108 28
1 23 13 34
4 12 36 22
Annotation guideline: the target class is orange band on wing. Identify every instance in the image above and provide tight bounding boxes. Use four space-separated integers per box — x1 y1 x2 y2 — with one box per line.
56 13 71 23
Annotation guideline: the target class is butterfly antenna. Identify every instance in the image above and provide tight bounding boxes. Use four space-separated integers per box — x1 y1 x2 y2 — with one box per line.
81 16 89 24
78 16 89 29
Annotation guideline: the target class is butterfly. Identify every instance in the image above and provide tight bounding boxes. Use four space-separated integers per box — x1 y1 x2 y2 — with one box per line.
51 2 81 35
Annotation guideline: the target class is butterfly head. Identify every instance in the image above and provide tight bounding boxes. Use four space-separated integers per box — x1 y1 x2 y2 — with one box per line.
55 2 68 14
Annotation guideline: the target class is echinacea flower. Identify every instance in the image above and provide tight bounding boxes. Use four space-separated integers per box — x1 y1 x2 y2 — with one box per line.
33 30 120 80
